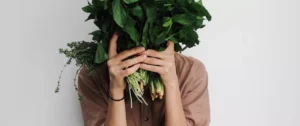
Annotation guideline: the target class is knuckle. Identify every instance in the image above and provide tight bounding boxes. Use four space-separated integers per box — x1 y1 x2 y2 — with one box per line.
134 47 140 52
123 61 130 67
123 70 130 76
109 67 116 73
146 58 152 63
107 60 112 66
132 58 139 63
122 50 130 56
164 68 169 73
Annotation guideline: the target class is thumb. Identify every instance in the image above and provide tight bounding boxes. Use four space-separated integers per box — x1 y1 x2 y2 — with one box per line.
166 41 175 52
109 32 118 58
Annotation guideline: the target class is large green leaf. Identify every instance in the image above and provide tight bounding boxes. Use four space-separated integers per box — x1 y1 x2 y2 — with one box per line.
141 20 149 47
94 43 108 64
123 0 138 4
179 27 199 48
172 14 197 26
155 31 167 45
112 0 127 28
143 4 157 22
123 16 140 45
130 5 144 21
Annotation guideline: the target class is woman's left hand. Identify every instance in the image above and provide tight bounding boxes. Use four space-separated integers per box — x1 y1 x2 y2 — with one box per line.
140 41 178 88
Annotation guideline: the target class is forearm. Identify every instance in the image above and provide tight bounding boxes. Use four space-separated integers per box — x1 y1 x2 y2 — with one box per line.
164 81 187 126
105 89 127 126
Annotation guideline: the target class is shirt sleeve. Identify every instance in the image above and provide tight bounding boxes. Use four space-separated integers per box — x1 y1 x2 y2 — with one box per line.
78 66 108 126
182 58 211 126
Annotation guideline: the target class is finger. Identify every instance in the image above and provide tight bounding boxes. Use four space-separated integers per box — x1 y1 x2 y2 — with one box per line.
166 41 175 52
120 54 147 69
142 57 164 66
109 32 118 58
140 63 163 74
143 49 164 59
122 63 141 76
116 46 145 60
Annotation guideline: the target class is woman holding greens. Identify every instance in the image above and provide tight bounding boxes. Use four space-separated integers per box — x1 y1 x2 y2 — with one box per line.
78 33 210 126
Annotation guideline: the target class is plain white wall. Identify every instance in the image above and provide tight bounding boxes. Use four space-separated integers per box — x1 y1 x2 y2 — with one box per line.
0 0 299 126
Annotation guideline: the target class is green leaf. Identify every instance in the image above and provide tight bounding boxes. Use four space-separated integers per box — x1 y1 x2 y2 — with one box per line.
195 20 205 28
94 43 108 64
172 14 197 26
89 30 101 36
163 17 172 27
112 0 127 28
130 5 144 21
197 0 203 5
175 43 183 52
141 20 149 47
143 5 157 22
85 13 95 21
82 5 95 13
155 31 167 45
176 0 188 7
123 16 140 45
179 28 199 48
89 30 102 41
104 0 108 10
199 6 212 21
123 0 138 4
159 47 165 52
168 36 179 43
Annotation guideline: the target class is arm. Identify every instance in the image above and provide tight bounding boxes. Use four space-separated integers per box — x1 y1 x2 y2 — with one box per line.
105 33 146 126
140 41 210 126
163 61 210 126
164 81 187 126
105 88 127 126
140 41 187 126
79 33 147 126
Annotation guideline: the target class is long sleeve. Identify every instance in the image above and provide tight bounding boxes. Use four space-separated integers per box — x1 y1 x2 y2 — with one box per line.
182 58 210 126
174 54 211 126
78 65 109 126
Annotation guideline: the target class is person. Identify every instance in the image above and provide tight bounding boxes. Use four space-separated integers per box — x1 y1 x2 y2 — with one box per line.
78 33 210 126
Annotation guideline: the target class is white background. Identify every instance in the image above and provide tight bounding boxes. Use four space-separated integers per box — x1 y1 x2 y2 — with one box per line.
0 0 299 126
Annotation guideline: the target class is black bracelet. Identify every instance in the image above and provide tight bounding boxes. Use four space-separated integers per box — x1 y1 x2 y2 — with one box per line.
108 90 125 101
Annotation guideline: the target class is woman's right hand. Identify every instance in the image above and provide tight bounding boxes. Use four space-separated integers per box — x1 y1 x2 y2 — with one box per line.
107 33 146 98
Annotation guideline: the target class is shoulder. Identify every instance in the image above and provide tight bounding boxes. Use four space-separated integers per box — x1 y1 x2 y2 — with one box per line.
78 64 110 96
175 53 207 78
174 53 208 91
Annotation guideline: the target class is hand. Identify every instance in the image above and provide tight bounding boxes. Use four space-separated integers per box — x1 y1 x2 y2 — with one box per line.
107 33 147 97
140 41 178 88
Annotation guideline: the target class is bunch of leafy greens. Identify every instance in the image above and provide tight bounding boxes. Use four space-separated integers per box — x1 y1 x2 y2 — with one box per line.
56 0 211 106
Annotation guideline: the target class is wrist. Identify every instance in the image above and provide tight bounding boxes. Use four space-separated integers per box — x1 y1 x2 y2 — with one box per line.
164 80 179 91
109 88 124 100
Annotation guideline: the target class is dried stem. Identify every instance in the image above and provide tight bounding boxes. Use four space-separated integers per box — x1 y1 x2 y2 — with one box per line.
55 58 72 93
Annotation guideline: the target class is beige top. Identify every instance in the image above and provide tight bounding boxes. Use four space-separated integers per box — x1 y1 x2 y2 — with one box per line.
78 53 210 126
